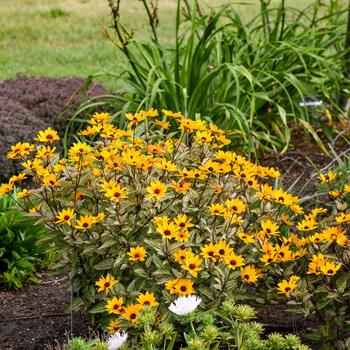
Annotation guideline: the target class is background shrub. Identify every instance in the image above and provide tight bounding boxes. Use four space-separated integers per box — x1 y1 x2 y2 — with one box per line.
103 0 348 153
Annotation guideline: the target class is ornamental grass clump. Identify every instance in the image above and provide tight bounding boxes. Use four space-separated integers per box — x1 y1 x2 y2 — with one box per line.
1 110 350 345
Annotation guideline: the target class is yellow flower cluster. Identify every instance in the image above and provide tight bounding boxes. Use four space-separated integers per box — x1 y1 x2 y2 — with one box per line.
3 108 350 332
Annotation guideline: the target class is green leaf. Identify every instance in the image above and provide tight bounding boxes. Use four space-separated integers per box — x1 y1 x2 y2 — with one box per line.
93 258 115 270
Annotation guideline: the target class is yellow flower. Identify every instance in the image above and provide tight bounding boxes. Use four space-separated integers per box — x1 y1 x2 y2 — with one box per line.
175 278 195 296
173 214 194 230
297 217 317 232
7 142 35 159
321 226 347 246
106 297 124 315
208 203 225 216
9 173 27 185
125 111 147 128
173 249 189 264
259 219 279 238
21 158 43 172
174 229 190 242
104 183 129 203
155 120 170 129
344 184 350 193
224 253 245 270
34 127 60 143
17 189 32 199
335 213 350 224
156 221 179 239
318 170 336 184
182 253 203 277
307 253 327 275
0 183 14 196
35 146 56 159
128 246 147 262
320 260 342 276
162 110 183 119
74 215 95 232
146 180 167 200
107 319 122 334
215 240 233 260
68 142 92 160
121 304 143 323
237 231 255 244
171 180 191 194
225 198 246 214
56 208 76 225
201 243 218 262
329 190 341 198
277 275 300 297
137 292 159 307
95 274 118 294
195 131 213 144
42 173 61 187
240 265 263 284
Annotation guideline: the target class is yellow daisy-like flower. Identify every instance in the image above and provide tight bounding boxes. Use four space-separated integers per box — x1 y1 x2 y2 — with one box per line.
95 274 118 294
7 142 35 159
106 297 124 315
225 198 246 214
173 214 194 230
215 240 233 260
155 120 170 129
74 215 95 232
277 275 300 297
128 246 147 262
17 189 32 199
107 319 122 334
104 183 129 203
146 180 167 200
0 183 14 196
224 253 245 270
182 253 203 277
42 173 61 187
136 291 159 307
56 208 76 225
318 170 336 184
121 304 143 323
174 229 190 243
259 219 280 238
175 278 195 296
173 249 189 264
201 243 218 262
156 221 179 239
171 180 191 194
320 260 342 276
208 203 225 216
240 265 263 284
34 127 60 143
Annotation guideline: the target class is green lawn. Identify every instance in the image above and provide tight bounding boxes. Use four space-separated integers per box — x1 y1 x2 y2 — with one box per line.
0 0 321 91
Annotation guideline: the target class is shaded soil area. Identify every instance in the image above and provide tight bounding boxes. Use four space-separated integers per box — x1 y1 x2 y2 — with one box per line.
0 274 90 350
260 128 350 196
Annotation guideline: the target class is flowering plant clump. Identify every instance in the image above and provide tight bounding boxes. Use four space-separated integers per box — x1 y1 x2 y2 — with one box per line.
1 110 350 345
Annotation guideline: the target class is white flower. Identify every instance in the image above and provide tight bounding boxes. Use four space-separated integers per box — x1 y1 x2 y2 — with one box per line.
168 295 202 316
107 331 128 350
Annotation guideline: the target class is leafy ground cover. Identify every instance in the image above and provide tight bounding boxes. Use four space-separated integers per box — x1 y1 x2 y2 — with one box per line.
0 0 319 91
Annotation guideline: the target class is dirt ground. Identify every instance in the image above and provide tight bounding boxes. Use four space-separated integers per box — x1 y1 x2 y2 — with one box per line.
0 274 90 350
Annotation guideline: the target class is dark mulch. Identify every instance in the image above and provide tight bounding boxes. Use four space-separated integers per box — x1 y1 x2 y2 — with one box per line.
0 75 107 181
260 127 350 197
0 274 91 350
